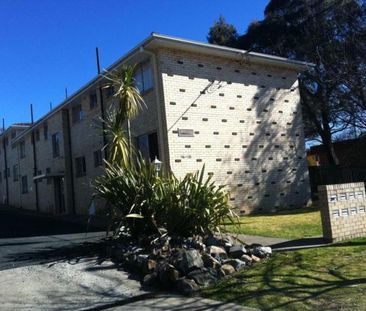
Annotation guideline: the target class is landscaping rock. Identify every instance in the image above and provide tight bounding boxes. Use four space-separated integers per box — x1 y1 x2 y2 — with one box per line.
201 253 221 269
240 254 253 265
208 246 227 260
251 255 261 262
205 235 220 247
253 246 272 258
179 249 204 274
176 278 199 295
142 272 159 287
229 245 247 258
187 268 217 287
156 262 180 284
223 259 246 271
221 264 235 275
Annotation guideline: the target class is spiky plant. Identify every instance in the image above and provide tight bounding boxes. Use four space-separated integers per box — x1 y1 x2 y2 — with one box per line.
103 65 146 164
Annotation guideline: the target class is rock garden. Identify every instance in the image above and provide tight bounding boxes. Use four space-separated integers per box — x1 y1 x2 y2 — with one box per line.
107 232 272 295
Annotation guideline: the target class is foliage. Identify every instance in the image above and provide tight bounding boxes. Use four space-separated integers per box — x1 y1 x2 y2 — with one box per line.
103 65 146 166
203 237 366 310
207 15 239 48
101 107 132 167
94 157 164 236
161 167 237 237
94 157 237 238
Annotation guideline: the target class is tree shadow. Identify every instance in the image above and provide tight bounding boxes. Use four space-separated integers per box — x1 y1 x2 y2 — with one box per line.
3 239 110 268
203 250 366 310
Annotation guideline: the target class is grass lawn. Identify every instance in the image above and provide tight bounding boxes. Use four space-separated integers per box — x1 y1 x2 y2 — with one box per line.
202 238 366 311
224 207 322 239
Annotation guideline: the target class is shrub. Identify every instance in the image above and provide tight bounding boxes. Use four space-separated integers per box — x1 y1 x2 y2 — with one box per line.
94 158 238 238
162 168 237 237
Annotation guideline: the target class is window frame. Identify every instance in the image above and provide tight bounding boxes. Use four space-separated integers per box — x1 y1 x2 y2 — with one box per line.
52 133 60 158
75 156 87 177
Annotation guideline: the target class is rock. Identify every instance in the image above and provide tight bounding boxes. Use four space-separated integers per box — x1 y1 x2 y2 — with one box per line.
240 254 253 265
202 253 221 269
229 245 247 258
176 278 199 295
253 246 272 258
142 272 159 287
208 246 227 260
251 255 261 262
147 259 157 271
187 268 217 287
223 259 246 271
137 254 148 263
218 235 234 248
180 249 204 274
221 264 235 275
157 262 180 284
205 235 220 247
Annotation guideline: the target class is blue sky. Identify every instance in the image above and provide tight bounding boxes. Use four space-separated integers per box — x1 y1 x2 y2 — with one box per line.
0 0 268 127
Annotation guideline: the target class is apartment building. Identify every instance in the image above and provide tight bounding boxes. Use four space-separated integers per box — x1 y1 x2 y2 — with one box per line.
0 33 311 215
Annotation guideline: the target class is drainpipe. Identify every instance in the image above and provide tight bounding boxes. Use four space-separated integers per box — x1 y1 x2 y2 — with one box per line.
2 119 9 205
138 47 171 174
62 109 76 215
30 104 40 212
96 47 108 160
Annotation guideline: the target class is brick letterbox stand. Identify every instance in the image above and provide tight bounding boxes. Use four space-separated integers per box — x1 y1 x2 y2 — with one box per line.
318 182 366 242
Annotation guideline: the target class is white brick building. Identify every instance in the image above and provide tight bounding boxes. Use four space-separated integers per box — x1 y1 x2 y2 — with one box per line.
0 33 311 215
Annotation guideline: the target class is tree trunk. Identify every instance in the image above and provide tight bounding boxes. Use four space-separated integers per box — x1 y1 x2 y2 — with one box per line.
127 118 132 164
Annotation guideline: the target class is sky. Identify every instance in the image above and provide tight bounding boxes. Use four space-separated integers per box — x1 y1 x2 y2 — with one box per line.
0 0 269 127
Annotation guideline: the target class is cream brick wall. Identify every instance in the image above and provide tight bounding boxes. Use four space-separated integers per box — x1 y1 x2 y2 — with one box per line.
319 182 366 242
33 112 65 213
157 48 310 213
1 43 312 216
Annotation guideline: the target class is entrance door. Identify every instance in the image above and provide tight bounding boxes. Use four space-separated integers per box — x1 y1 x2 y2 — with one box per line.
54 177 66 214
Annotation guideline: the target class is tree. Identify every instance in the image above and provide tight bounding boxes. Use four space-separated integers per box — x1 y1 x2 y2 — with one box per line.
103 65 146 166
235 0 366 166
207 15 239 48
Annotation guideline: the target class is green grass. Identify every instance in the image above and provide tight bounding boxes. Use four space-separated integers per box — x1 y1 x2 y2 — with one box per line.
202 238 366 311
224 207 322 239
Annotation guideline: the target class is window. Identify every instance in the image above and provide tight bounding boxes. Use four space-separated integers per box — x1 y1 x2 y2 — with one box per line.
13 165 18 181
93 150 103 167
52 133 60 158
137 132 159 162
46 167 52 184
43 123 48 140
89 93 98 109
21 176 28 194
72 104 84 123
134 63 153 93
104 86 114 99
11 131 16 139
75 156 86 177
19 141 26 158
35 129 40 142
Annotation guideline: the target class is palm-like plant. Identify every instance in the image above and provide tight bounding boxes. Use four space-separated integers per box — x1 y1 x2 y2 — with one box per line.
103 65 146 165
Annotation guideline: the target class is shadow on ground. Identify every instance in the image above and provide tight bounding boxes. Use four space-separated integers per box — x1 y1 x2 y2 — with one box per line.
0 205 102 238
4 238 110 267
203 239 366 311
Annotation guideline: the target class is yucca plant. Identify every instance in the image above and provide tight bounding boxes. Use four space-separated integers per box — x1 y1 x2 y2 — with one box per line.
103 65 146 164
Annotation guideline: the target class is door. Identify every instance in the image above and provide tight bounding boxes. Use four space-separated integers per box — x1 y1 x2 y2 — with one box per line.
54 177 66 214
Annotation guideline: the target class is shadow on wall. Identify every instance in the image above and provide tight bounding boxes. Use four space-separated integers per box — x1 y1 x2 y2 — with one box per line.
162 52 310 214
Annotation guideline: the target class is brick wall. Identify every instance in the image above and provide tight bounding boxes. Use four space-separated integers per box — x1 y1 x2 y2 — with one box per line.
158 48 310 213
319 182 366 242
